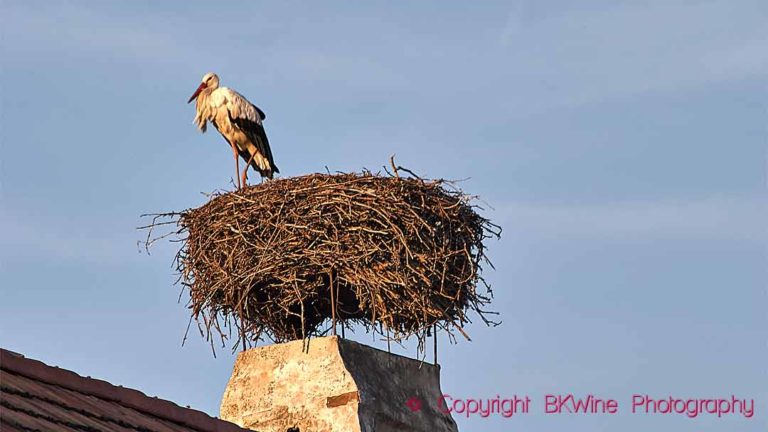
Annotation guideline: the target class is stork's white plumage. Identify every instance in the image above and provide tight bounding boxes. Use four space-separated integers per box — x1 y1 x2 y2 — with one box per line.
188 72 278 188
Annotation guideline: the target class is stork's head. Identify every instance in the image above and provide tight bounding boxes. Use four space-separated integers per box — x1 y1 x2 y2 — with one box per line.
187 72 220 103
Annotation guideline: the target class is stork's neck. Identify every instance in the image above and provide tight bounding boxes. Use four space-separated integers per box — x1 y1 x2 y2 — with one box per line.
200 86 215 100
193 87 216 131
195 87 215 111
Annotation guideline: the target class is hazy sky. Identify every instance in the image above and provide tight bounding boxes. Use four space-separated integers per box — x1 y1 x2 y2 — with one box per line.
1 1 766 431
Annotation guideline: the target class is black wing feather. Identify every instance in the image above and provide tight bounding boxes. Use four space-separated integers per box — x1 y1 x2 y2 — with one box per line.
253 104 266 121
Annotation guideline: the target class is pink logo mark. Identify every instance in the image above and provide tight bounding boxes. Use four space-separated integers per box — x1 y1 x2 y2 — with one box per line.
406 396 423 412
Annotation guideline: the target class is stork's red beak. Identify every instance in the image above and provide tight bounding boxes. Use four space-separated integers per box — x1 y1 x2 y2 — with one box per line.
187 82 206 103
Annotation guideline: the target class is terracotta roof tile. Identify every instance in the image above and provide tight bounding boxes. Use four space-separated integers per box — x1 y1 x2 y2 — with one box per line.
0 349 251 432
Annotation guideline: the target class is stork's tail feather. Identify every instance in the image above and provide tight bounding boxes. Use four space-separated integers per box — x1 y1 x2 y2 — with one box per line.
253 158 278 179
238 148 278 179
260 164 278 180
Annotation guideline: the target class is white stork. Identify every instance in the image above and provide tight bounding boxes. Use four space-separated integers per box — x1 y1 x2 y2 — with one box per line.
187 72 278 188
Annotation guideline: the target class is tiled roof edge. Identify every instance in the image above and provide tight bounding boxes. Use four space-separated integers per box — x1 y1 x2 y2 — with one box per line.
0 348 249 432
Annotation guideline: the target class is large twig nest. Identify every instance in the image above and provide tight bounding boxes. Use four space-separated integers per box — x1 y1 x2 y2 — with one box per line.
145 170 500 349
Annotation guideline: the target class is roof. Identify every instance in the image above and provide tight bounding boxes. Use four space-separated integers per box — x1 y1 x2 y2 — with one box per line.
0 348 251 432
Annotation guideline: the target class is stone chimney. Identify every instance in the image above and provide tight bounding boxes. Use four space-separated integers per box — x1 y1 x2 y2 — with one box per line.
219 336 458 432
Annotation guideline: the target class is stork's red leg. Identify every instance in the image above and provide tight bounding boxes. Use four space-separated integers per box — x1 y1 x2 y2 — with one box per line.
242 151 258 187
231 142 241 189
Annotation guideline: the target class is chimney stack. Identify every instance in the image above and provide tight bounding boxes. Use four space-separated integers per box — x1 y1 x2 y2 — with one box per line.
220 336 458 432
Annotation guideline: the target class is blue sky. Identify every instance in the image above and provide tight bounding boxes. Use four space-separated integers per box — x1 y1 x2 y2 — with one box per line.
1 1 766 430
